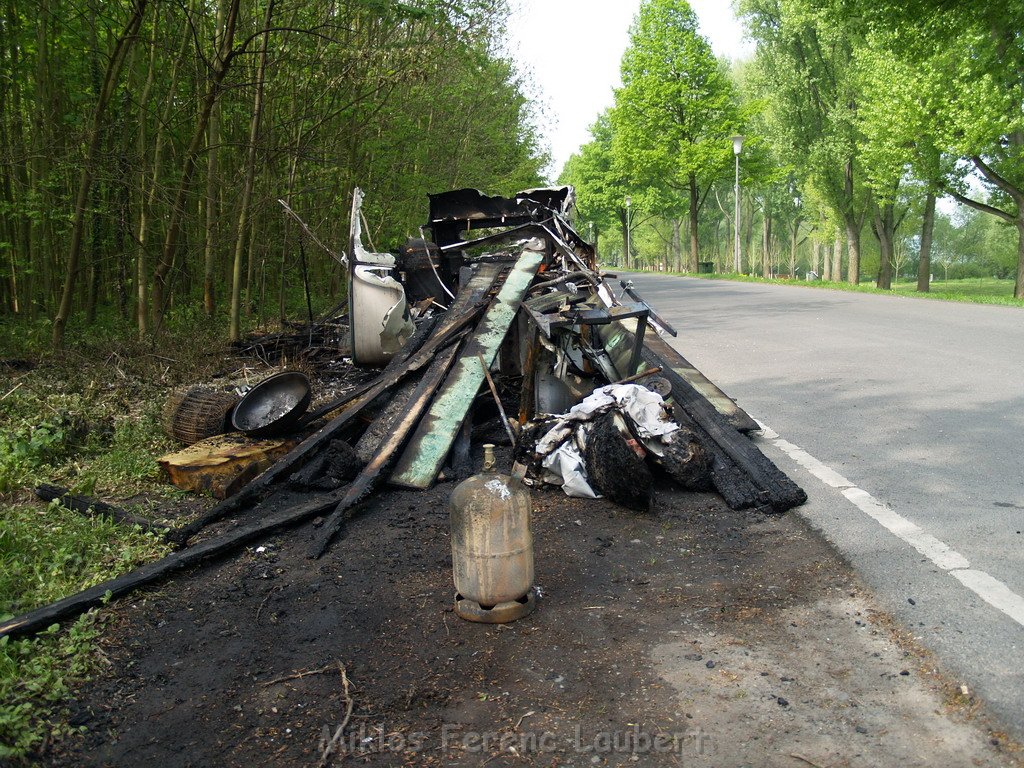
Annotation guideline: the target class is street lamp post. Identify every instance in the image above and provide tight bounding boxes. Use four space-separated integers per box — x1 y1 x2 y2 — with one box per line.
731 135 744 273
625 195 632 269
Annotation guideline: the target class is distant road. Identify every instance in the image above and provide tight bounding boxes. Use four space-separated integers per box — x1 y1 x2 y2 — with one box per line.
623 273 1024 739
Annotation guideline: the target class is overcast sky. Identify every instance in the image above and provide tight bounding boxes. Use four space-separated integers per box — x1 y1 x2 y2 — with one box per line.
504 0 754 181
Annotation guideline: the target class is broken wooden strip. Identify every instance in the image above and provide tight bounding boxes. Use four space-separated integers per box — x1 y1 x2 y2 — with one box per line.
390 248 545 489
35 485 168 532
0 487 350 642
477 353 517 448
310 340 465 558
518 323 540 425
598 318 759 433
166 310 476 548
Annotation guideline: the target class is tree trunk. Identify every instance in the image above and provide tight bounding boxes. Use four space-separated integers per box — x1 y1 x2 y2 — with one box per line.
1016 219 1024 300
832 238 842 281
789 219 800 278
51 0 148 348
30 0 51 315
619 207 629 269
761 208 771 279
917 191 935 293
152 0 240 334
821 240 831 281
874 201 896 290
202 0 228 318
843 159 860 284
228 0 274 342
688 173 699 271
841 221 858 284
671 217 681 272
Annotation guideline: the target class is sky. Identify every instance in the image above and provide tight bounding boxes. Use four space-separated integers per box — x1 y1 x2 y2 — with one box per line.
504 0 755 181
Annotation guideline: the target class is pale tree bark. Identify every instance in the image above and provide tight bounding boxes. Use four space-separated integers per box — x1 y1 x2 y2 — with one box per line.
133 15 158 337
917 191 935 293
4 0 31 315
31 0 51 309
619 207 629 269
1016 222 1024 300
135 4 189 337
0 25 19 313
843 159 861 284
52 0 148 348
229 0 275 342
821 240 831 281
832 237 842 281
788 218 802 278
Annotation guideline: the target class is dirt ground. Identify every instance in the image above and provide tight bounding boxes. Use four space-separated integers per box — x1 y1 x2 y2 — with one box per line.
40 461 1022 768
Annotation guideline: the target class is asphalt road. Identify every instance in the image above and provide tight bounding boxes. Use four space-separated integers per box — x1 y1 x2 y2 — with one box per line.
623 273 1024 741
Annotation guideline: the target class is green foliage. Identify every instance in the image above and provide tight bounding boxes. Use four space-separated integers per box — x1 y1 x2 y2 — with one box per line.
0 614 105 760
0 503 166 618
0 337 189 759
559 111 628 246
612 0 738 204
0 0 549 338
0 415 84 495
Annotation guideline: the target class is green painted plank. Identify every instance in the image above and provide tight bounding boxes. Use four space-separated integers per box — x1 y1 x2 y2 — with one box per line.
597 317 759 433
390 247 545 489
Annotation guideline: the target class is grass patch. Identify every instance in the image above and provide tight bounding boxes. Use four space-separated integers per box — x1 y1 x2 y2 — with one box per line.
624 270 1024 307
0 330 226 759
0 503 166 760
0 612 107 761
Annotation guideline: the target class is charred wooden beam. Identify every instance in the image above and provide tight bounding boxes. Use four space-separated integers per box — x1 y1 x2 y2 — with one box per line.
0 486 352 642
598 317 759 433
644 346 804 512
309 340 466 558
35 484 167 532
165 309 482 548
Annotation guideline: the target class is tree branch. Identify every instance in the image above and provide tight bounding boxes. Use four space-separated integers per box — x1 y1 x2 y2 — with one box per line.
947 188 1015 223
971 155 1023 204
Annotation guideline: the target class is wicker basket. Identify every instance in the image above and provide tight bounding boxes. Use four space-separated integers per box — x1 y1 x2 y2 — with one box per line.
162 387 239 445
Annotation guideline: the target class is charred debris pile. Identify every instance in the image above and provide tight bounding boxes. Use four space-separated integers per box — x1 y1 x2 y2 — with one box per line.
1 186 805 641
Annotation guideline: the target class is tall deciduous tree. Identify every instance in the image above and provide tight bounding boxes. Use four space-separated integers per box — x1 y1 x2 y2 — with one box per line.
51 0 148 348
741 0 871 283
612 0 738 271
828 0 1024 298
560 111 633 265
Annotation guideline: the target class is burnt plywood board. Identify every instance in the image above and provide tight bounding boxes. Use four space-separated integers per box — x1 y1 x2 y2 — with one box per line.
390 247 545 489
597 318 759 433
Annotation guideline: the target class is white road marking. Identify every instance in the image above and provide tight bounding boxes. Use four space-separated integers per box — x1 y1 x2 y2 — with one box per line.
755 420 1024 630
952 570 1024 627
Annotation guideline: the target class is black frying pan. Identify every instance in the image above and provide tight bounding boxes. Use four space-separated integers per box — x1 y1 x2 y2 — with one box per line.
231 371 313 438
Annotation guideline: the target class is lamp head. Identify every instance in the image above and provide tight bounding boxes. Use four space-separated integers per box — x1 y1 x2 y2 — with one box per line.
731 135 744 155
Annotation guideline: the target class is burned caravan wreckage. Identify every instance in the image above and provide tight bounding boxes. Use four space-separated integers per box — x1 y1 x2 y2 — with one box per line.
0 184 807 642
346 184 807 513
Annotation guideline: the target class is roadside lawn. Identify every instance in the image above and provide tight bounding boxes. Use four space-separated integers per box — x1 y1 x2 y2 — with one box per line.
623 272 1024 307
